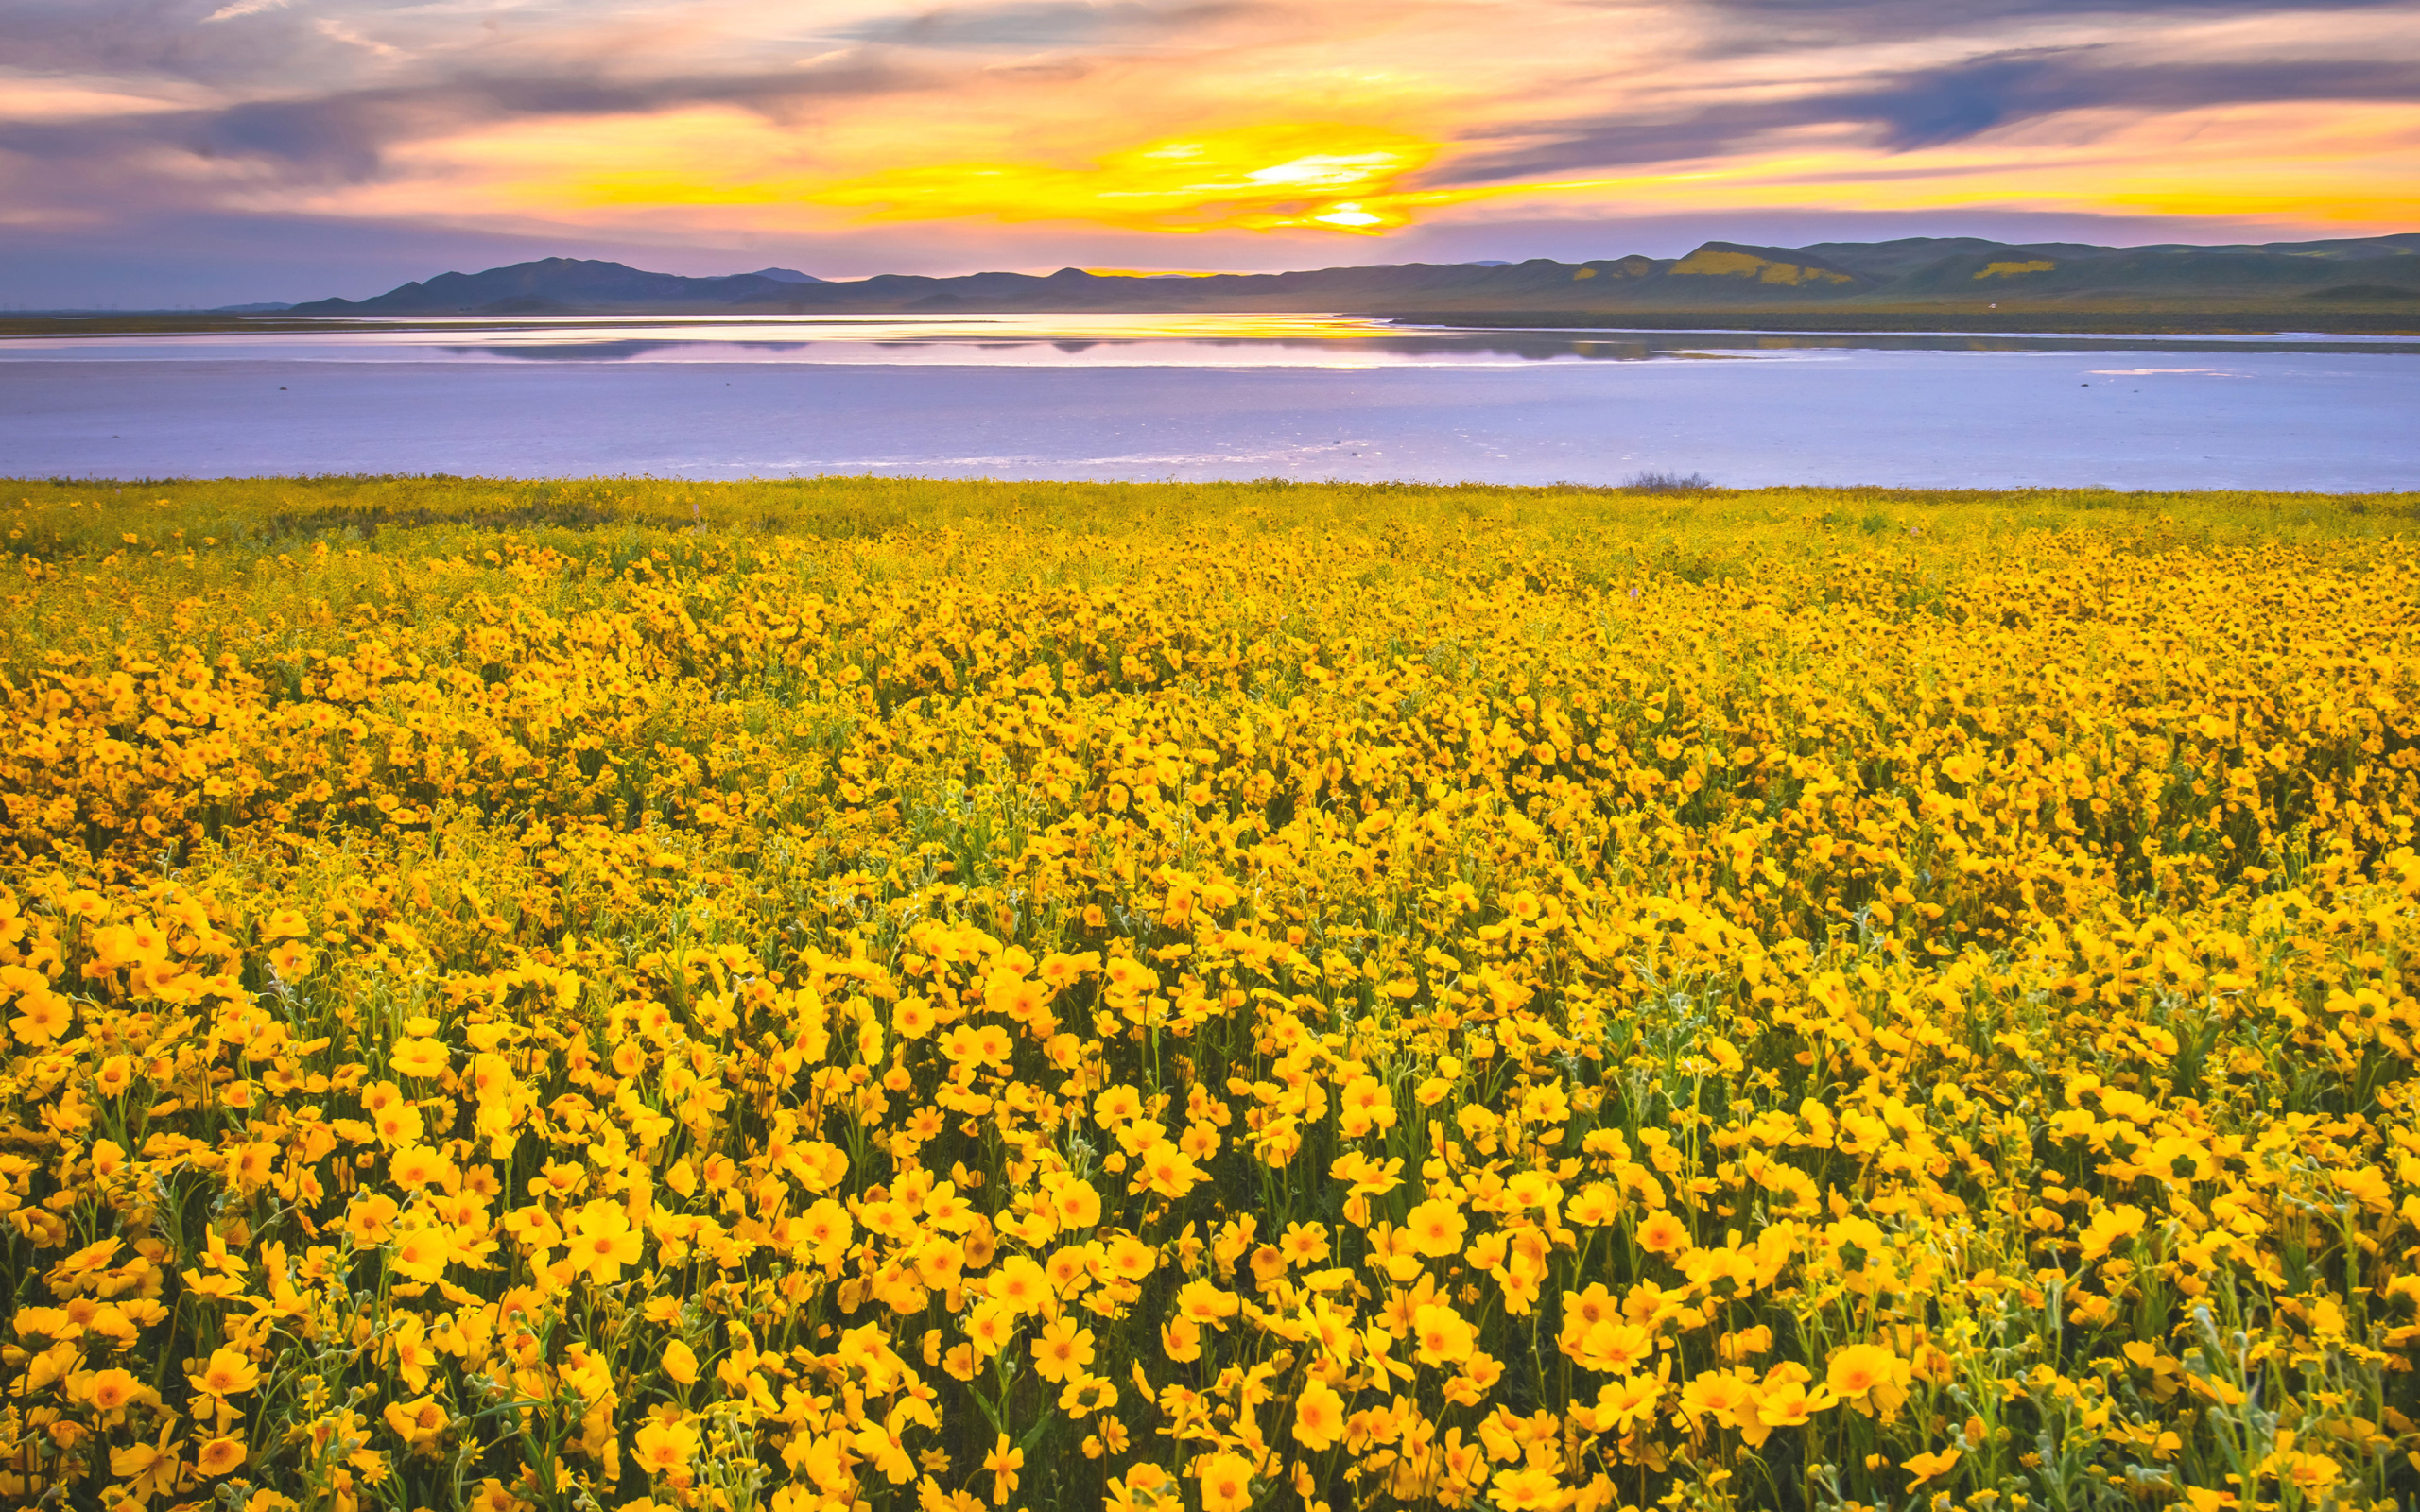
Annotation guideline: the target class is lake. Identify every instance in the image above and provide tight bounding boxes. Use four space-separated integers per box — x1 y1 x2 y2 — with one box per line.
1 313 2413 489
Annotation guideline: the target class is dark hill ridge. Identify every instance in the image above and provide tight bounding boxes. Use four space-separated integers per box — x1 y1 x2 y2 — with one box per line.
289 257 799 314
284 232 2420 317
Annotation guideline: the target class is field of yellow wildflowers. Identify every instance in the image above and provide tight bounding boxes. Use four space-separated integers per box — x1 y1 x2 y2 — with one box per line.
5 475 2420 1512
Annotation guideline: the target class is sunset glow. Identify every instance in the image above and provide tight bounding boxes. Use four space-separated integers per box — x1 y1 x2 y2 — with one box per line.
0 0 2412 298
578 125 1453 234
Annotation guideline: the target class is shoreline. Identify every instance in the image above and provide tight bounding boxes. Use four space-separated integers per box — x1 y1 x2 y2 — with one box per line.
6 304 2418 342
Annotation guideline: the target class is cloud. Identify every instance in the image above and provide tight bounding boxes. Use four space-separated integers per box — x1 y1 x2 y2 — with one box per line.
1 55 923 188
203 0 291 21
1852 50 2420 148
835 0 1265 51
0 1 385 93
313 18 404 60
1693 0 2420 46
1444 45 2420 180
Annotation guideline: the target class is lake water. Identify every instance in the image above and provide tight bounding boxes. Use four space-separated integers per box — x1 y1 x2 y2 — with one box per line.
1 313 2413 489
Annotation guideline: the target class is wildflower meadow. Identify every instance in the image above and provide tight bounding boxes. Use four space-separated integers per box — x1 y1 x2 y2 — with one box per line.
4 476 2419 1512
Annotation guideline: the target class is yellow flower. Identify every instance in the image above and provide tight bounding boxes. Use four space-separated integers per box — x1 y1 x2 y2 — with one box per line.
1173 1278 1239 1327
1031 1317 1096 1383
1903 1448 1960 1488
94 1053 136 1098
1293 1377 1345 1452
983 1434 1024 1505
388 1222 456 1284
1824 1342 1903 1400
1488 1467 1568 1511
1566 1319 1653 1375
967 1302 1016 1358
1594 1373 1663 1432
1136 1143 1205 1199
260 908 311 940
1050 1177 1104 1228
1160 1317 1202 1363
2080 1204 2148 1262
384 1395 449 1448
1676 1370 1754 1431
566 1199 643 1285
87 1367 141 1411
2261 1451 2340 1496
389 1037 449 1078
1195 1450 1253 1512
662 1339 700 1386
1635 1211 1690 1255
1412 1302 1477 1366
1754 1379 1838 1428
188 1347 260 1398
1103 1233 1158 1280
1404 1198 1468 1257
987 1255 1052 1315
633 1418 699 1475
7 980 73 1044
1058 1374 1117 1418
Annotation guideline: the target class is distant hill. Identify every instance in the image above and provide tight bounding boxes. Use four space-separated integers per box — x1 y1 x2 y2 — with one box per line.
282 234 2420 318
286 258 803 316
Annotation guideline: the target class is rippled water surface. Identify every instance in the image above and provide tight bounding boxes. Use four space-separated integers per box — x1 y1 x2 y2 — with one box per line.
2 313 2412 487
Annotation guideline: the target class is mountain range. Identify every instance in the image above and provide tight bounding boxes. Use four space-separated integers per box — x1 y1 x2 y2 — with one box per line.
270 233 2420 318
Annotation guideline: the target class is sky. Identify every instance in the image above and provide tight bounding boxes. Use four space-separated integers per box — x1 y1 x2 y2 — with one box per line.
2 0 2416 306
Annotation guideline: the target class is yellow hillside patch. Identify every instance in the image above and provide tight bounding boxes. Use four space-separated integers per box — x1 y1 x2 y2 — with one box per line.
1671 248 1854 284
1976 259 2058 280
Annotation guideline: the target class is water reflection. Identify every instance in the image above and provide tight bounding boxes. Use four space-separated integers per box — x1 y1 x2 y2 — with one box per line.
5 312 2414 368
423 328 2419 365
